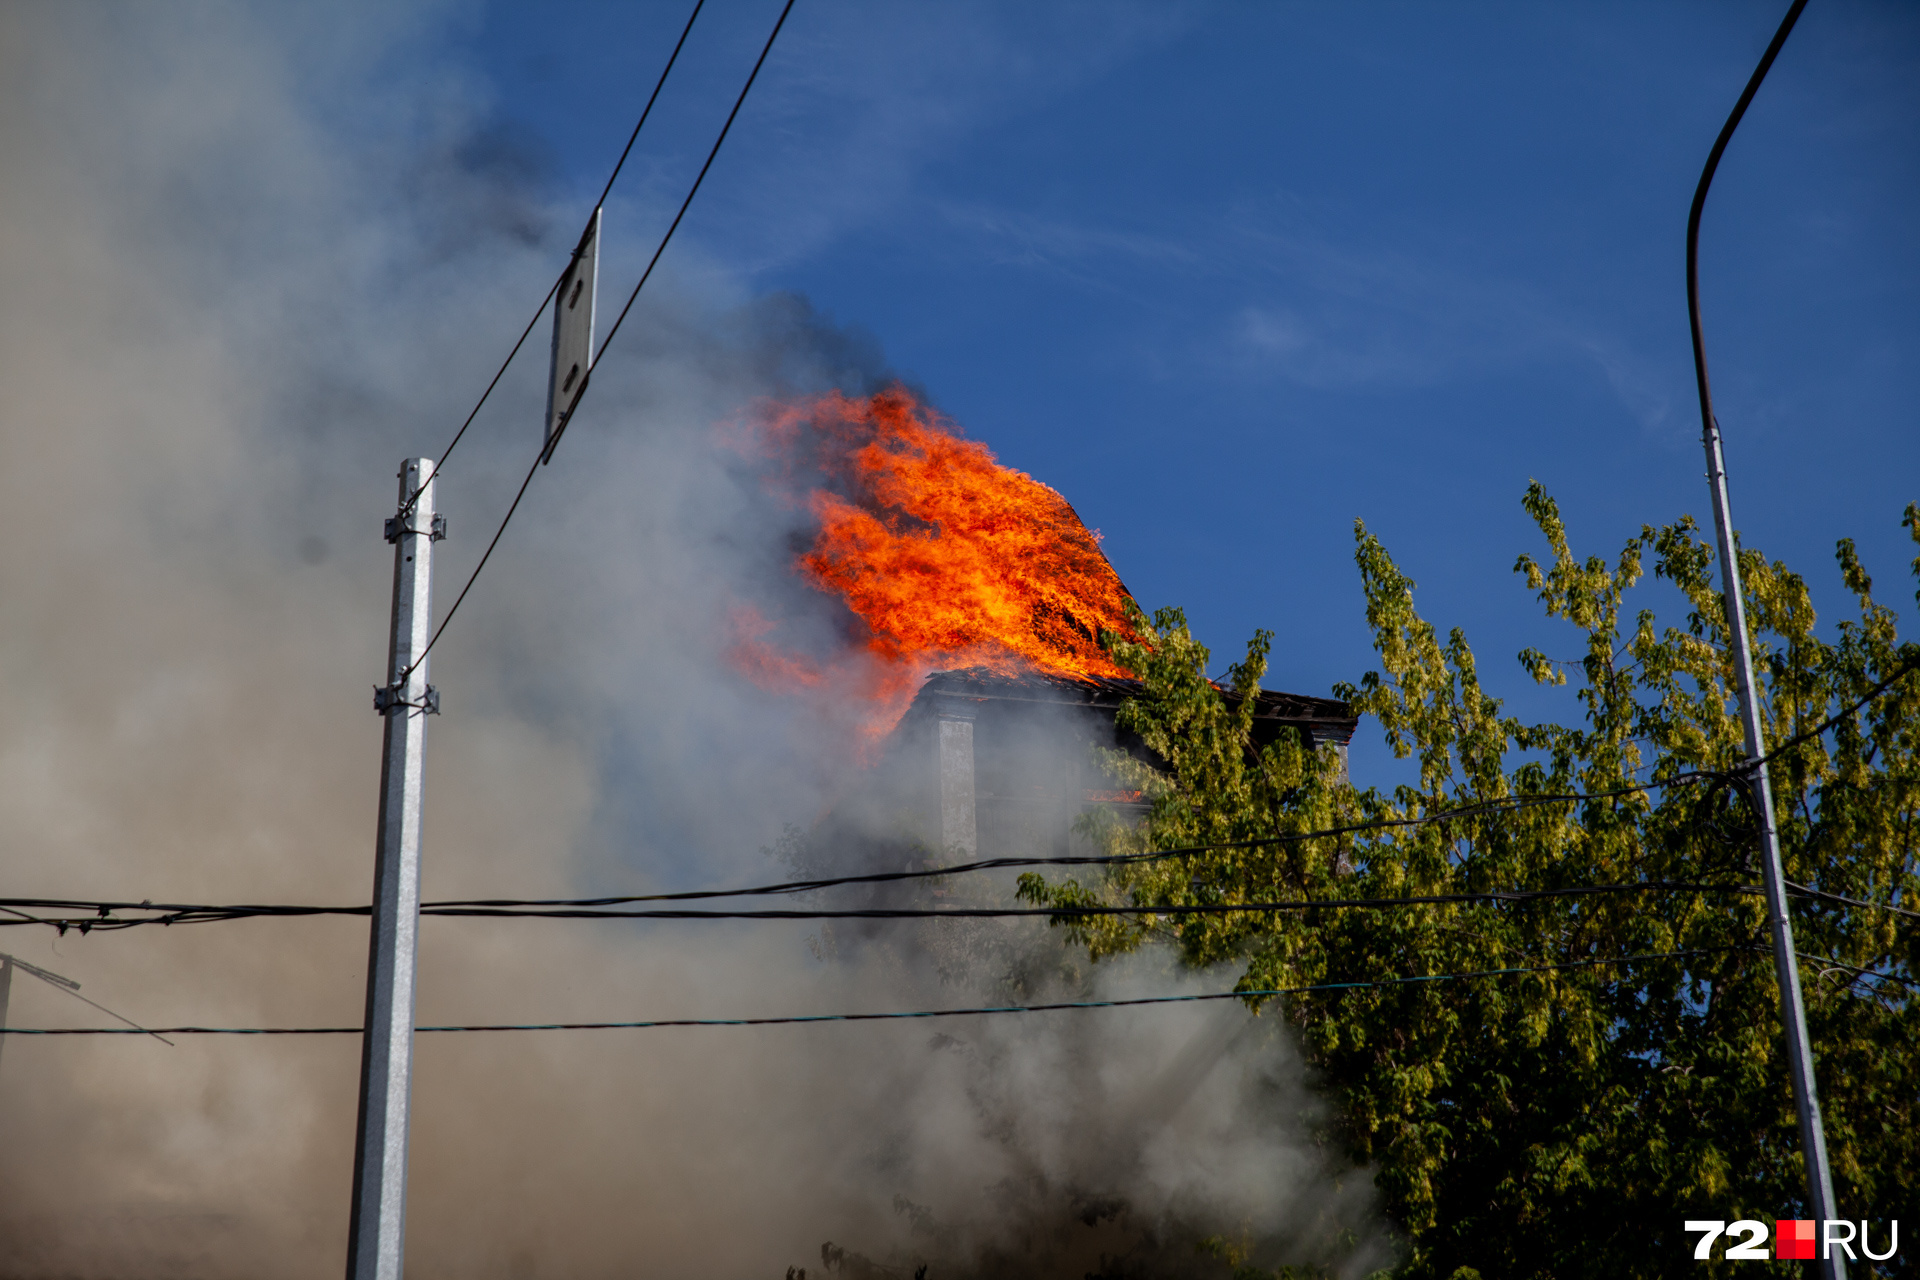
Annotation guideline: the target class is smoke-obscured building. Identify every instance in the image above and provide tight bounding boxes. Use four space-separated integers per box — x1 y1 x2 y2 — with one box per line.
867 668 1357 861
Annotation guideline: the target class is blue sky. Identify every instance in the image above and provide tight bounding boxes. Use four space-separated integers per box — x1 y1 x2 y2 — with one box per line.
446 0 1916 780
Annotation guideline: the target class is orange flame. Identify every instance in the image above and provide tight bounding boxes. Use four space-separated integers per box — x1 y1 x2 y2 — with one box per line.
730 386 1135 733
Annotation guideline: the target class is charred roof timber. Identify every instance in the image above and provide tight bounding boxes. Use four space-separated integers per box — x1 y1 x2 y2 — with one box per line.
888 667 1357 861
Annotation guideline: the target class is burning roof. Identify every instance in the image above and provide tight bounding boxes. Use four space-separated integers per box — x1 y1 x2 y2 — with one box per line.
726 386 1357 766
727 386 1141 736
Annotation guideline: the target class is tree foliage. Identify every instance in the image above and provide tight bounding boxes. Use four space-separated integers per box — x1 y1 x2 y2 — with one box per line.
1021 488 1920 1278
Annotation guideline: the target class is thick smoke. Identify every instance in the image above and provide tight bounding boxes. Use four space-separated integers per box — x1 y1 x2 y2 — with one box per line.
0 6 1384 1277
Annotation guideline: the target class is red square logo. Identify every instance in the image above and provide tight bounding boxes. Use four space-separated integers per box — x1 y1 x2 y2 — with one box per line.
1777 1219 1816 1260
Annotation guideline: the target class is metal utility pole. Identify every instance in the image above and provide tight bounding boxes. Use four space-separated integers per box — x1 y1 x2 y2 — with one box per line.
347 459 442 1280
1685 1 1840 1268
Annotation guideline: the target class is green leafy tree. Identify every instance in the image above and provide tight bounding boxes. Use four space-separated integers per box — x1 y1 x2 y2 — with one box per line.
1021 488 1919 1278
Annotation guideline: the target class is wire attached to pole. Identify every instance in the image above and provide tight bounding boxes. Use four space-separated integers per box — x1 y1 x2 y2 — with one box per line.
540 0 797 466
395 0 708 518
396 0 795 680
6 875 1916 932
8 682 1920 932
0 948 1731 1036
594 0 708 212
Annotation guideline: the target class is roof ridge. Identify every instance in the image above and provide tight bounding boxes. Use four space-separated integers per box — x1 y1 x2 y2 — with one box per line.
916 666 1353 720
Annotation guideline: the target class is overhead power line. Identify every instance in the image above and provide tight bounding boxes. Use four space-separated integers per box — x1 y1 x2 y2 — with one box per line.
594 0 708 212
397 281 559 523
271 879 1783 922
397 0 707 518
420 741 1918 908
316 662 1906 919
560 0 798 454
0 784 1721 927
9 876 1917 934
402 447 545 681
8 699 1920 936
1753 654 1920 767
420 779 1751 909
399 0 796 680
1787 880 1920 920
0 947 1739 1036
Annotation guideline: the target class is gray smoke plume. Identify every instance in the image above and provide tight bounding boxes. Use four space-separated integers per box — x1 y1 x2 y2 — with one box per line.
0 5 1385 1276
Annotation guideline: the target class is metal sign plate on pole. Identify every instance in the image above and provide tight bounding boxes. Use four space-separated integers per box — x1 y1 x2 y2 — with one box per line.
347 458 441 1280
543 208 601 463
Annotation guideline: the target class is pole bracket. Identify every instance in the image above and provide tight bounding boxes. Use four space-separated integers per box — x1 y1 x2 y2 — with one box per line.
384 514 447 544
373 684 440 716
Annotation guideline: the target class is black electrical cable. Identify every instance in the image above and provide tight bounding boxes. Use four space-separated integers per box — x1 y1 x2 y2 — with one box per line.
395 0 708 518
0 773 1732 926
594 0 708 211
359 669 1901 915
375 607 1917 917
11 661 1919 936
541 0 797 465
450 774 1735 907
22 869 1915 931
404 448 543 683
0 772 1751 926
373 880 1777 922
398 0 795 681
1792 950 1918 992
0 947 1724 1036
395 280 559 521
1751 654 1920 771
0 879 1823 930
1785 880 1920 922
